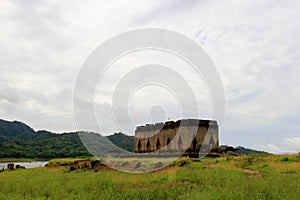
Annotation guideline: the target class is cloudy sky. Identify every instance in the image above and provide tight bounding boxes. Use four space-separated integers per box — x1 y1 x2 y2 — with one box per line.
0 0 299 153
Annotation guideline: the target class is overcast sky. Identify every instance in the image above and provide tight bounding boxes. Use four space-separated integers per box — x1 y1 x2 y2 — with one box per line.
0 0 299 153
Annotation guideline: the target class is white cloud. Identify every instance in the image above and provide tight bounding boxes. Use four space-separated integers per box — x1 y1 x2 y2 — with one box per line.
283 138 300 153
252 144 283 154
0 0 299 152
252 137 300 154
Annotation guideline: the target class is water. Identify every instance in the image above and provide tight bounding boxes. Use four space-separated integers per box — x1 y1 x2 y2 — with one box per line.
0 161 48 169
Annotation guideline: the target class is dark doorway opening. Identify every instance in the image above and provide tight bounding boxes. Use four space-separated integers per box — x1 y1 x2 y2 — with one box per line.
192 137 197 152
137 140 141 152
146 139 151 151
178 136 183 150
156 138 161 150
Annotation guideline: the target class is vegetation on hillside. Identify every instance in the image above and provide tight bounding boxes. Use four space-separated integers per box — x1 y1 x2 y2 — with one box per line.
0 119 134 159
219 145 268 155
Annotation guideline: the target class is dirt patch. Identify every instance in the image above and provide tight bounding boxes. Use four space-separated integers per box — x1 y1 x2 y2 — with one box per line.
155 166 180 174
243 169 262 177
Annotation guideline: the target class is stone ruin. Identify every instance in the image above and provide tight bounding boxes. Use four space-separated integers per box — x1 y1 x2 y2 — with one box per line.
134 119 219 156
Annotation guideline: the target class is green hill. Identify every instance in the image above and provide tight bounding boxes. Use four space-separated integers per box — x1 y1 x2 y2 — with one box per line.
0 119 134 159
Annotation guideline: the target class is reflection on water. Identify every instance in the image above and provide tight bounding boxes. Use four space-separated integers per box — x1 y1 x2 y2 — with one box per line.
0 161 48 169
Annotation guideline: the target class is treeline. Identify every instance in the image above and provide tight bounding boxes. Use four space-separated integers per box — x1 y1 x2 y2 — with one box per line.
220 145 268 155
0 133 90 158
0 119 134 159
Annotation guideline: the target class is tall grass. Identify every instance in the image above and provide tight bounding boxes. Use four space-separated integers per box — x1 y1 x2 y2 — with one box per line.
0 154 299 199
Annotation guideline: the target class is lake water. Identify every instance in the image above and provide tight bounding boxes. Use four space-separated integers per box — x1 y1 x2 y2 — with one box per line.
0 161 48 169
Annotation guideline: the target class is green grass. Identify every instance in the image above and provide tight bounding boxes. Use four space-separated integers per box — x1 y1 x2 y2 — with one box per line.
0 154 299 199
0 158 37 163
47 157 95 166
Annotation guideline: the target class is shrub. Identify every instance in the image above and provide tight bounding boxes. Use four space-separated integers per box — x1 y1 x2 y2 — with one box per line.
175 157 191 166
279 157 290 162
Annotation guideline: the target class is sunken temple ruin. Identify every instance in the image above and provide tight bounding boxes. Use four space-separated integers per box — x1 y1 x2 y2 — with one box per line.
134 119 219 154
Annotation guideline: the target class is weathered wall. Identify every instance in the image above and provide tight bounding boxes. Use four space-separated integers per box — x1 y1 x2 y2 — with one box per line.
134 119 219 153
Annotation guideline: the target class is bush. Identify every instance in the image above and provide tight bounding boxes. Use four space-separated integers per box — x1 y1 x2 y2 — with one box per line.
279 157 290 162
171 157 191 167
279 155 300 162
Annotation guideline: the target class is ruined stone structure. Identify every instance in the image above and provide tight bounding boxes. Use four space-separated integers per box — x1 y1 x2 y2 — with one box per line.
73 159 92 169
7 163 14 170
134 119 219 154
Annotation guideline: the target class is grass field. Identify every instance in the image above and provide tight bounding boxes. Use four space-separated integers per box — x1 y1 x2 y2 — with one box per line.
0 154 299 200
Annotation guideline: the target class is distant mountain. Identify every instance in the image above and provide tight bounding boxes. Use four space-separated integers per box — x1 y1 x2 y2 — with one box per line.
0 119 35 142
107 132 134 152
0 119 134 159
235 146 268 155
220 145 268 155
0 119 268 159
